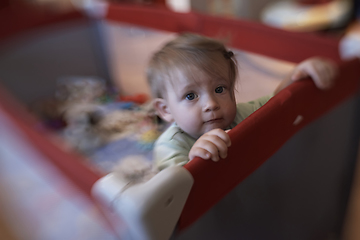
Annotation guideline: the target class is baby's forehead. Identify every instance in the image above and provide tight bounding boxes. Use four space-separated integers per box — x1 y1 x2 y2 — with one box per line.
168 66 230 87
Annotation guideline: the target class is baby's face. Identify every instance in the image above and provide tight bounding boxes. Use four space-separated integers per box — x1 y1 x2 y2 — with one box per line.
165 69 237 139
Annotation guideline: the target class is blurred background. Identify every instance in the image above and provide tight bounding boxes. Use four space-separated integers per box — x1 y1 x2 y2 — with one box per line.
1 0 360 239
2 0 359 29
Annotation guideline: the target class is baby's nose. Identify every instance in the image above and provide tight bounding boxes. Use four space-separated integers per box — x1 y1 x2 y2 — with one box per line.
203 96 220 112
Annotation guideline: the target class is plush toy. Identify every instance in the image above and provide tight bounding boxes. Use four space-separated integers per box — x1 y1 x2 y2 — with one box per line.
36 76 165 155
55 76 106 105
97 109 147 142
29 76 107 133
29 98 67 130
60 99 163 154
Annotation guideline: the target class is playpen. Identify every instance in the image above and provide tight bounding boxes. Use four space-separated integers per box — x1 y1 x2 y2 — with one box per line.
0 2 360 240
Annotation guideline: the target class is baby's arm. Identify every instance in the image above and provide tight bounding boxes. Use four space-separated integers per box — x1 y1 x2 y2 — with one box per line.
154 142 190 170
189 129 231 162
274 57 338 94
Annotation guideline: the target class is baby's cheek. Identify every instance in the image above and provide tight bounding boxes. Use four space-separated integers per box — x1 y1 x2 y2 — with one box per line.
180 120 202 139
228 104 237 121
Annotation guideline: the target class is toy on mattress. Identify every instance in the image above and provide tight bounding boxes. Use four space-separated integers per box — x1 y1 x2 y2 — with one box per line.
29 75 166 177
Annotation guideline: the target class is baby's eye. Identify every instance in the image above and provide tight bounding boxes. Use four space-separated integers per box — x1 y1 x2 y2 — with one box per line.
185 93 197 100
215 86 224 93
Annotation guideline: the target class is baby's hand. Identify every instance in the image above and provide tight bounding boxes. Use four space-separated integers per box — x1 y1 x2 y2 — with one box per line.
188 129 231 162
291 57 338 90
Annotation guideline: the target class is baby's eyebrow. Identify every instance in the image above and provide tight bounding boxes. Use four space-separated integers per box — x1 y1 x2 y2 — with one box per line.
217 77 230 83
212 79 230 87
178 82 197 92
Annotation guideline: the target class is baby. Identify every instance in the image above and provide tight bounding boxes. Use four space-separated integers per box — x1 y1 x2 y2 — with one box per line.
147 33 337 170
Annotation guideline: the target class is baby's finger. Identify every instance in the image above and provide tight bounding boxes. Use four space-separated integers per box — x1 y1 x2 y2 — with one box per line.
314 64 331 89
309 64 322 82
318 65 335 89
201 135 229 159
324 63 338 87
207 128 231 147
188 147 212 161
291 69 308 81
305 64 331 89
197 140 223 161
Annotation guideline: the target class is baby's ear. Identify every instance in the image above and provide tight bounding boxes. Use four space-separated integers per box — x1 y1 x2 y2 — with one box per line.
153 98 173 122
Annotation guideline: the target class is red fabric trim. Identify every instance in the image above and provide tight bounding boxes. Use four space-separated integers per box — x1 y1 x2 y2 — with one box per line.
0 6 96 195
297 0 332 5
0 6 85 43
105 4 341 63
197 14 340 63
178 58 360 230
106 4 199 33
0 3 356 232
0 85 101 197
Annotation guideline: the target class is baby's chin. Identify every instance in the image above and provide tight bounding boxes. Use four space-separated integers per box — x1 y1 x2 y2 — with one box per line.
206 120 231 130
185 121 231 139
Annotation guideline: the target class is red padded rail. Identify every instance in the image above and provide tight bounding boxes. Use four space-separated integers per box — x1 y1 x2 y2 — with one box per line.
0 6 99 196
1 3 357 232
0 85 102 196
178 58 360 230
106 4 341 63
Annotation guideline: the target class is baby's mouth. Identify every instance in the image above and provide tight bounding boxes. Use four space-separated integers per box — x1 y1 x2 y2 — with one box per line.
204 118 223 124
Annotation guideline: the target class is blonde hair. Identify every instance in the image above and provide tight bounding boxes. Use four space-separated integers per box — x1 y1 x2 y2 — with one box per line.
147 33 238 98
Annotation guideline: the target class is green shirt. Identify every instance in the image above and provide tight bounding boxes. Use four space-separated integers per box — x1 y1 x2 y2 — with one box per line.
154 95 272 170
